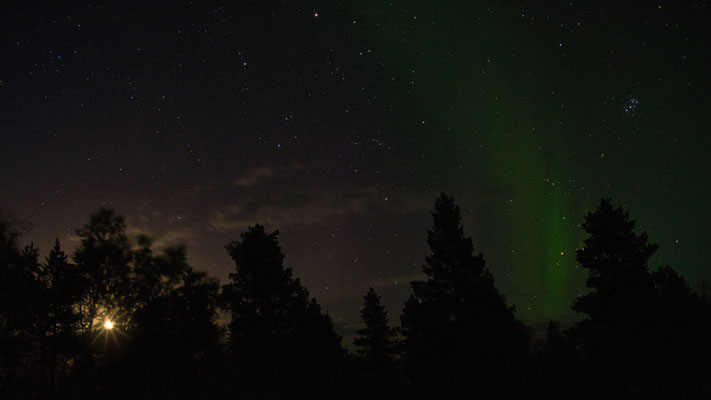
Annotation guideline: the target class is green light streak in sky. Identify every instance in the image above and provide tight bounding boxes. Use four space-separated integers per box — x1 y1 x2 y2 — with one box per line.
350 1 585 321
542 187 569 317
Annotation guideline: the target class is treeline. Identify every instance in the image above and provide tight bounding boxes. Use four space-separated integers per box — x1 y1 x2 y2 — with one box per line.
1 194 710 399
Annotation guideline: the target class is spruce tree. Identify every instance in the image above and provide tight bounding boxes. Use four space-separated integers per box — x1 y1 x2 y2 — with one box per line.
569 199 657 394
400 194 528 398
0 218 44 398
572 199 658 323
353 287 400 399
220 224 343 397
39 240 84 393
354 287 398 367
570 199 708 398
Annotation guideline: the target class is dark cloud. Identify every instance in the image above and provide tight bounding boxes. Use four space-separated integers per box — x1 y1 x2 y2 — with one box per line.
232 166 275 188
232 163 310 189
209 187 432 230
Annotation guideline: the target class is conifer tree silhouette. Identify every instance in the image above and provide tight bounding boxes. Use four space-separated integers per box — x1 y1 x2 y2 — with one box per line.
354 287 398 364
566 198 711 398
220 224 343 398
353 287 399 398
38 240 84 395
568 199 660 397
6 197 711 398
400 194 528 398
0 216 44 398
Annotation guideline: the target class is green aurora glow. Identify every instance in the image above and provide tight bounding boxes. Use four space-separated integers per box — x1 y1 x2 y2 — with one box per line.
335 1 709 322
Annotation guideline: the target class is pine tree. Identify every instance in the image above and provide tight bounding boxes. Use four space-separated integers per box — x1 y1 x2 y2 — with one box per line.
569 199 663 397
39 240 84 394
354 287 398 367
0 217 44 398
400 194 528 398
572 199 658 322
220 224 343 397
221 225 309 345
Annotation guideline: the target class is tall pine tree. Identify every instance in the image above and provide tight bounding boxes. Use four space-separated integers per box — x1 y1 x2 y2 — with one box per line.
354 287 398 368
220 224 343 398
0 216 45 398
570 199 708 398
569 199 658 397
353 287 400 398
38 240 84 395
400 194 528 398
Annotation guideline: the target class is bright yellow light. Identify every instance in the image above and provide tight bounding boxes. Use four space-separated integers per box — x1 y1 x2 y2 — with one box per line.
104 320 114 330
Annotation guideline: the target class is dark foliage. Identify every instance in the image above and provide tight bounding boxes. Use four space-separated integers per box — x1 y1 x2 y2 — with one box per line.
220 224 345 398
400 193 530 398
0 209 226 399
2 197 711 399
531 321 585 399
353 287 400 398
354 287 398 362
568 199 711 399
1 215 44 398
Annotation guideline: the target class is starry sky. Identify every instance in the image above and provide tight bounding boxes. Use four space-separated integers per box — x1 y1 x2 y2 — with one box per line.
2 1 710 335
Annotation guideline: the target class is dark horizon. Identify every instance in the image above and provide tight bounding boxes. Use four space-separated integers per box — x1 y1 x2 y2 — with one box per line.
0 199 578 346
2 193 710 399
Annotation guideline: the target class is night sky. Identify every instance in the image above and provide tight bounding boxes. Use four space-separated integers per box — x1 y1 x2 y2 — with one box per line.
2 1 710 336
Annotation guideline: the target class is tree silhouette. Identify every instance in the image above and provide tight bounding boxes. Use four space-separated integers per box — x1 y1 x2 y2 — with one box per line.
354 287 398 363
220 224 344 398
0 217 44 398
353 287 399 397
66 209 226 399
566 198 711 398
533 321 583 400
400 193 529 398
127 255 224 399
649 266 710 398
1 210 231 398
73 209 132 337
568 199 661 397
572 199 658 320
36 240 84 395
5 197 711 398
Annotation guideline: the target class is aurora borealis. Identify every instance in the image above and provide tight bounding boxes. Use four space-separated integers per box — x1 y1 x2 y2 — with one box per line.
2 1 709 334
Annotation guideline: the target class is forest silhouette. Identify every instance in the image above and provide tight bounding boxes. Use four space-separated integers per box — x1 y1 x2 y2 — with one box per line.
1 194 710 399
